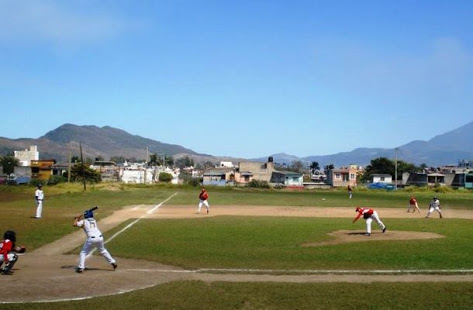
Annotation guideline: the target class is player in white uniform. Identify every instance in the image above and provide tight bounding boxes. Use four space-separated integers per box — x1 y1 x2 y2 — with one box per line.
73 208 117 273
34 184 44 219
425 196 443 218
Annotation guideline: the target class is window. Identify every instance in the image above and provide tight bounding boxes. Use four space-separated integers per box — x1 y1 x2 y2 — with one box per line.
380 176 385 181
350 174 355 180
335 173 341 179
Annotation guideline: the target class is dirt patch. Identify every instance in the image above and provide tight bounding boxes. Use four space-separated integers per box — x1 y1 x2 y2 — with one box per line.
2 205 473 303
302 230 445 247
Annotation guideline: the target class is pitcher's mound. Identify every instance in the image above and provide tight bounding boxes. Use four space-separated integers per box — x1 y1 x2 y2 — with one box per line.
302 230 445 247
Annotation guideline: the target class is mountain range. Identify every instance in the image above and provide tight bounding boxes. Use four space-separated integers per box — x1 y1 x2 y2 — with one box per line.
1 122 472 167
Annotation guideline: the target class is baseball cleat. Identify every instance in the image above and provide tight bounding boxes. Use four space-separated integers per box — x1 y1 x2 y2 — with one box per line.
76 268 84 273
112 263 117 270
364 233 371 236
382 227 387 233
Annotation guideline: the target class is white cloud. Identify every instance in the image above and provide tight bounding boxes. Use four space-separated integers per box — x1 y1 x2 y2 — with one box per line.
0 0 136 46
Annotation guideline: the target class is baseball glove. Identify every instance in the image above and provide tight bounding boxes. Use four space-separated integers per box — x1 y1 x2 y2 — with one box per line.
14 245 26 253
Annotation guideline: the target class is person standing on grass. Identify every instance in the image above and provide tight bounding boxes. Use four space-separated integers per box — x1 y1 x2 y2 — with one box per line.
353 207 386 236
407 196 421 213
425 196 443 219
34 183 44 219
197 187 210 214
348 185 353 199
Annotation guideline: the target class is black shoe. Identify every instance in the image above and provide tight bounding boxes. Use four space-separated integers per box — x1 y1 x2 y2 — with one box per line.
76 268 84 273
112 263 117 270
382 227 387 233
364 233 371 236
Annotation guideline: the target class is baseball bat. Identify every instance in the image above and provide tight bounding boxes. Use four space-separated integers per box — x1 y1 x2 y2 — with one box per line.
87 206 99 212
76 206 99 219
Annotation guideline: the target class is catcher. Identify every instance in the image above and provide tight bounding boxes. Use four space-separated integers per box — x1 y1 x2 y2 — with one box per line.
0 230 26 275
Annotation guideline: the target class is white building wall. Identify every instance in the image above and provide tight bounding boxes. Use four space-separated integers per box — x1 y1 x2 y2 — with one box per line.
14 145 39 166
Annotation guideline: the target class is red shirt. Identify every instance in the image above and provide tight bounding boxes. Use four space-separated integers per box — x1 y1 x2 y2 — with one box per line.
353 207 374 222
199 191 208 200
0 239 13 263
409 198 417 205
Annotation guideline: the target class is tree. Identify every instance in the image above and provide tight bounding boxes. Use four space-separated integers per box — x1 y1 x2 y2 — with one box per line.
158 172 173 183
148 154 158 165
203 161 214 169
289 160 305 173
70 163 101 183
0 155 19 175
165 156 174 167
324 164 334 176
362 157 395 182
309 161 320 174
109 156 126 164
361 157 420 182
175 156 194 169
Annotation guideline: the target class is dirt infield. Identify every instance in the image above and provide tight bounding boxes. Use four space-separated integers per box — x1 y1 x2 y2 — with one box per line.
2 205 473 303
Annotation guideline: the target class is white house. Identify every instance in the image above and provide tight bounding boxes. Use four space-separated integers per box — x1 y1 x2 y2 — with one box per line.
370 174 393 184
14 145 39 166
219 161 235 168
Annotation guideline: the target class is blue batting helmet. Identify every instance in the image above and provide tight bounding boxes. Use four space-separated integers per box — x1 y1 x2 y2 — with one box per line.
84 210 94 219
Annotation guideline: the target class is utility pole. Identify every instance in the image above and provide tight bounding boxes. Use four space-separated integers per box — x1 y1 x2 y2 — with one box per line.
67 149 71 183
395 148 398 191
80 142 86 191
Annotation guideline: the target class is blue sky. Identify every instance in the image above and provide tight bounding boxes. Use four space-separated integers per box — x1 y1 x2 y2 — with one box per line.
1 0 472 159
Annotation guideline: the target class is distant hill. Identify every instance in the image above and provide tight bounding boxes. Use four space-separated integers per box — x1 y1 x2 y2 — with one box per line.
1 121 472 167
255 121 473 167
0 124 206 163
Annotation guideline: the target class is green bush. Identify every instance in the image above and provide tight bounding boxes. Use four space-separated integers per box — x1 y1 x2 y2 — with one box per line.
48 175 67 185
186 177 202 187
433 185 454 193
247 179 270 188
158 172 173 183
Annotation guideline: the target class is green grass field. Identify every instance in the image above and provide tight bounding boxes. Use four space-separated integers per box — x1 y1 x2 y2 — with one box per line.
1 183 472 309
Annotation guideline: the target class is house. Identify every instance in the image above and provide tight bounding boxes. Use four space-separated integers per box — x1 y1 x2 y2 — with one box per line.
370 174 393 184
238 157 275 183
466 172 473 189
30 159 56 182
202 168 234 186
271 171 303 186
234 171 254 185
14 145 39 166
327 165 358 187
427 173 445 186
90 161 120 182
403 172 428 186
219 161 235 168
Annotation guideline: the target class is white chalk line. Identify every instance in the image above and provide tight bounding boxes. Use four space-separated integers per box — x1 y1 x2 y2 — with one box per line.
86 192 178 258
117 268 473 275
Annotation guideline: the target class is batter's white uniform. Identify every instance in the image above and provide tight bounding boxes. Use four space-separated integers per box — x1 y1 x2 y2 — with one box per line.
76 218 116 270
35 188 44 218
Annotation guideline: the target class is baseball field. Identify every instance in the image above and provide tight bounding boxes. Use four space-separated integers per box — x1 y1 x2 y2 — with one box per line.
1 183 473 309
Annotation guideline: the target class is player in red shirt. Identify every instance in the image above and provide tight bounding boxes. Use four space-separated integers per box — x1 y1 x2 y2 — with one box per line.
198 187 210 214
0 231 20 275
407 196 421 213
353 207 386 236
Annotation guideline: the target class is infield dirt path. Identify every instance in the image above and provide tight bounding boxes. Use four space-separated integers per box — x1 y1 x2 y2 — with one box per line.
2 205 473 303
